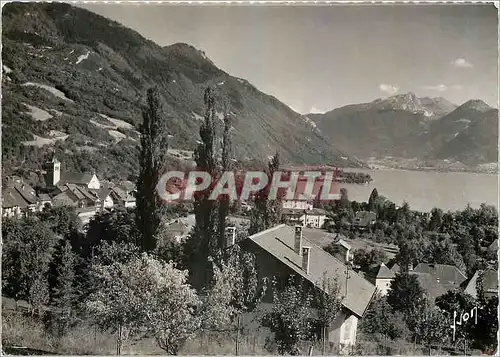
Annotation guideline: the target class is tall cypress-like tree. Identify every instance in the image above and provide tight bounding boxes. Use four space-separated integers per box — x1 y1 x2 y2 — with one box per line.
249 152 281 235
51 239 76 336
188 87 220 288
136 87 169 252
217 109 233 248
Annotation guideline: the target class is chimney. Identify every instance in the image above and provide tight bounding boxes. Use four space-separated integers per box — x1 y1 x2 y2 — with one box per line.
294 225 303 254
302 247 310 274
225 226 236 248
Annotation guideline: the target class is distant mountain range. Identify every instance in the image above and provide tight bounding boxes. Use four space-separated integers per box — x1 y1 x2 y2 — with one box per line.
307 93 498 169
1 2 496 182
1 2 364 182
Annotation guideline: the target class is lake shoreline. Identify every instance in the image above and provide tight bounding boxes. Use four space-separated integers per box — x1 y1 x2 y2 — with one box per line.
361 158 498 175
336 169 498 213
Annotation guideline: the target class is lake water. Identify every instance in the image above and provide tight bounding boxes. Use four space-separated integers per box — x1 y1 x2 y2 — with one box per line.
338 169 498 213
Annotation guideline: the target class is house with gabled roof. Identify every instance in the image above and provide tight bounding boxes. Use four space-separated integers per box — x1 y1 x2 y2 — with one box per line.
464 268 498 300
352 211 376 230
2 178 50 217
409 263 467 301
373 263 396 296
109 185 136 208
2 187 29 217
487 239 498 252
240 224 376 348
43 154 100 190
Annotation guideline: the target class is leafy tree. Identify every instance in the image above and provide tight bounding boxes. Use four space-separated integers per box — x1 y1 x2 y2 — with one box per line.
50 239 77 336
314 274 343 354
136 87 169 252
395 229 425 270
469 271 499 351
2 217 59 311
38 205 80 236
428 208 444 231
83 208 138 259
352 248 387 274
411 300 449 353
199 245 267 354
435 289 476 343
154 222 184 267
86 253 200 355
189 86 220 288
470 295 498 351
261 276 314 355
360 295 409 345
217 108 233 249
423 236 466 274
368 188 379 211
387 272 425 315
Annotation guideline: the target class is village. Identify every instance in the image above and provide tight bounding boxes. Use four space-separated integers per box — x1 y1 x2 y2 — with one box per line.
2 152 498 355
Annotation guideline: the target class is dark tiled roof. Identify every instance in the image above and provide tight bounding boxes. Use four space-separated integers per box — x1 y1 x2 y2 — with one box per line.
52 191 79 206
246 224 376 317
337 239 351 250
2 188 29 208
412 263 467 291
353 211 376 226
12 183 38 205
96 183 113 200
37 193 51 201
391 263 400 273
119 180 136 192
59 172 94 186
376 263 395 279
409 271 447 300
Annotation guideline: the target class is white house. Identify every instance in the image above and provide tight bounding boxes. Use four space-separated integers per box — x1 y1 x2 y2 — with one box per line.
282 200 313 211
373 263 397 296
302 208 328 228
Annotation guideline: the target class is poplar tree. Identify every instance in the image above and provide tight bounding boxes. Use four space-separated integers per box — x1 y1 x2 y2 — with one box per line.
136 87 169 252
249 152 282 235
217 108 233 249
51 239 76 336
188 87 220 287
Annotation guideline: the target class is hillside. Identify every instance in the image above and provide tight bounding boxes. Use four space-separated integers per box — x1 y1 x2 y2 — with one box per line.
309 93 497 169
431 108 498 165
1 2 364 183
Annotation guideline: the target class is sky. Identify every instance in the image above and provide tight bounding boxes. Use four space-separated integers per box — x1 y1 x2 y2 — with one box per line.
79 3 498 114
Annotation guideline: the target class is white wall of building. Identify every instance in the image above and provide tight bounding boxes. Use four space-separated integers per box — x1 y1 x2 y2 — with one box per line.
303 214 326 228
375 278 392 296
329 309 359 347
124 201 136 208
102 195 114 209
88 175 100 190
282 200 313 210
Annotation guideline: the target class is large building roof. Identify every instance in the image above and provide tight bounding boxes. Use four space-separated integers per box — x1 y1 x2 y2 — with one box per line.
246 224 376 317
59 172 95 186
409 272 448 300
412 263 467 291
2 188 29 208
